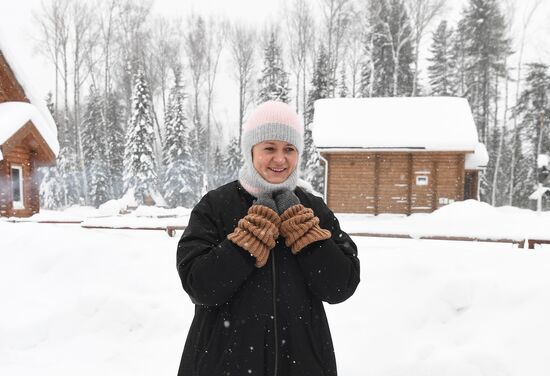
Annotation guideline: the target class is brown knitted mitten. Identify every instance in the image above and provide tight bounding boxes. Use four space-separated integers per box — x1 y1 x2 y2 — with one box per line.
227 205 282 267
279 204 331 254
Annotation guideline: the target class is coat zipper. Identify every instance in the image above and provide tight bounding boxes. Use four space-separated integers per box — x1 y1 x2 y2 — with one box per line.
271 244 279 376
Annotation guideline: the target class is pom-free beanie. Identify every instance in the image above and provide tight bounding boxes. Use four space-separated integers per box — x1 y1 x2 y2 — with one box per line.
238 101 305 197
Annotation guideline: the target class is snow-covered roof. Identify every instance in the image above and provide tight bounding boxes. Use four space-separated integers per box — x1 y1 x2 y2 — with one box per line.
538 154 549 169
529 186 550 200
0 30 59 158
313 97 479 151
0 102 60 158
465 142 489 170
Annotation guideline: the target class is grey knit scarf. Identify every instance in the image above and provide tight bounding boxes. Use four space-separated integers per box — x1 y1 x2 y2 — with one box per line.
238 162 299 198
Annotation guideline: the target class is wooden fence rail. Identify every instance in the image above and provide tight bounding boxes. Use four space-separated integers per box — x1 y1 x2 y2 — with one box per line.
4 220 549 249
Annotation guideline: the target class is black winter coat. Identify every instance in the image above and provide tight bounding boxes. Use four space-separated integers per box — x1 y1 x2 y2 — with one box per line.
176 181 360 376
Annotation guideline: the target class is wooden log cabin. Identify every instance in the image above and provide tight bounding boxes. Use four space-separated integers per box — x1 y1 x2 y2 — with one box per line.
0 36 59 217
312 97 488 215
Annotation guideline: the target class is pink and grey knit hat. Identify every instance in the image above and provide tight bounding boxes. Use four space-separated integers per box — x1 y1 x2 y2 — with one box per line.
239 100 304 197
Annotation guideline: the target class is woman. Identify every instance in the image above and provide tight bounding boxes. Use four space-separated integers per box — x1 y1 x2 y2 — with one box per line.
176 100 360 376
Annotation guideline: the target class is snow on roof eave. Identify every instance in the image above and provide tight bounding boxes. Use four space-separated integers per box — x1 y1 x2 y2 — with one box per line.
529 186 550 200
317 146 475 153
0 28 58 143
0 102 60 157
465 142 489 170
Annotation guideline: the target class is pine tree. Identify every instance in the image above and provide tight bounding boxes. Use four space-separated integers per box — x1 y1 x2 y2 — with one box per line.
361 0 414 97
104 90 125 199
39 93 81 208
190 118 208 195
458 0 512 203
82 86 109 207
460 0 511 144
81 85 109 207
223 137 243 183
427 20 456 96
511 63 550 206
302 44 332 192
40 92 65 209
450 19 468 96
161 70 198 208
258 31 290 103
338 66 349 98
123 69 161 205
209 146 225 188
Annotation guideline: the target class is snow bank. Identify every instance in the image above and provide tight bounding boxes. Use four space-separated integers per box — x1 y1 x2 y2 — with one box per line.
1 221 550 375
338 199 550 241
5 199 550 242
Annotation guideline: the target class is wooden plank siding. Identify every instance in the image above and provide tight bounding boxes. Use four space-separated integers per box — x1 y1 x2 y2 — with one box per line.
1 49 56 217
325 153 376 213
0 52 27 103
322 151 469 215
0 145 38 217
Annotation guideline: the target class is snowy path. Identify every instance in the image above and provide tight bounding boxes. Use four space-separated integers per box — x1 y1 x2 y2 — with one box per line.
1 221 550 375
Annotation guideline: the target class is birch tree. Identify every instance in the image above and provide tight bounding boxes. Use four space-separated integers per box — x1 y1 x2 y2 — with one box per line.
319 0 353 96
508 0 543 205
405 0 446 96
285 0 315 115
230 23 256 148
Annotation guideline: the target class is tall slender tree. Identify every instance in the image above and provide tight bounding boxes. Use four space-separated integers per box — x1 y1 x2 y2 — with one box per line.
427 20 456 96
81 85 109 207
104 90 125 198
223 137 244 184
362 0 415 97
123 69 160 204
460 0 511 144
512 63 550 202
161 69 198 207
302 44 333 192
258 31 291 103
230 23 256 149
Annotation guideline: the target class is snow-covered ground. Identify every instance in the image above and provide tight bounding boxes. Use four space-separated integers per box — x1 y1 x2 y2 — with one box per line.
1 202 550 375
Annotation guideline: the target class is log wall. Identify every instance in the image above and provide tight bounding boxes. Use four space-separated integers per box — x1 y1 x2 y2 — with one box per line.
0 52 27 103
0 146 39 217
323 151 469 215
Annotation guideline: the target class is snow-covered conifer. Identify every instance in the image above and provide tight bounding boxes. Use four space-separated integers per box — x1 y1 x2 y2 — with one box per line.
223 137 243 183
427 20 456 96
258 31 290 103
123 69 161 205
338 66 349 98
161 70 199 208
511 63 550 206
208 146 225 188
82 85 109 207
104 90 125 199
302 44 332 192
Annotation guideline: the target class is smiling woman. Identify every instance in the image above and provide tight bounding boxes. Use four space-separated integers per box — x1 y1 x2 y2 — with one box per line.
176 100 360 376
252 140 298 184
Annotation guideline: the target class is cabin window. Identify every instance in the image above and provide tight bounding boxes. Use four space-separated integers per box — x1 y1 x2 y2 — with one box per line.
416 175 428 186
11 165 24 209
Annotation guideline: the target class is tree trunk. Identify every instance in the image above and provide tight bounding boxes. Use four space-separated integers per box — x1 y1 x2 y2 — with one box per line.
491 59 507 206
